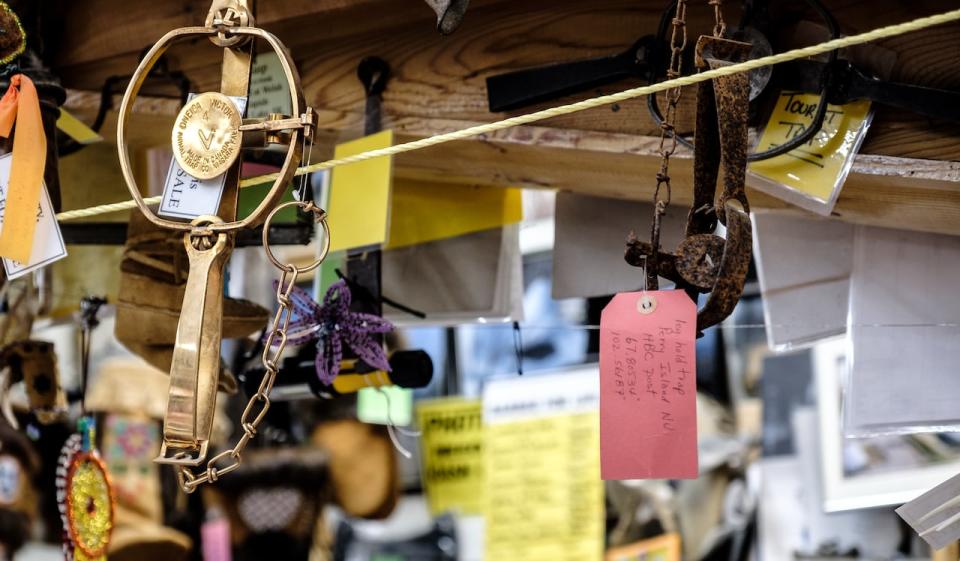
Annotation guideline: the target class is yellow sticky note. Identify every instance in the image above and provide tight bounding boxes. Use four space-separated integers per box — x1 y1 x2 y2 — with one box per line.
387 179 522 249
328 130 393 251
416 398 484 515
56 109 102 144
749 92 871 202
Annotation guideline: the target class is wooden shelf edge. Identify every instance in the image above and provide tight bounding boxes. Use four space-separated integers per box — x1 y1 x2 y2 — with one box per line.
63 90 960 236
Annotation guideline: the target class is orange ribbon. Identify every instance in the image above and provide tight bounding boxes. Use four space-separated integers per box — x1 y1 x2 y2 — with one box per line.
0 74 46 264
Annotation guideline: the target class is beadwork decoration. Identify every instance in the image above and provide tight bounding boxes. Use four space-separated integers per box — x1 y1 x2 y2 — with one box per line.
57 419 115 561
270 279 393 385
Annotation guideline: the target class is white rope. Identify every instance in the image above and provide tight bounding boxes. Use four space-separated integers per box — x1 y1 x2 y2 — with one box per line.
54 8 960 222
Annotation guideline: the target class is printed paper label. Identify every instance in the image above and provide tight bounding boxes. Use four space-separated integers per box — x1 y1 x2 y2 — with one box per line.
158 94 248 220
599 290 697 480
0 153 67 279
483 368 603 561
416 398 484 515
248 52 293 118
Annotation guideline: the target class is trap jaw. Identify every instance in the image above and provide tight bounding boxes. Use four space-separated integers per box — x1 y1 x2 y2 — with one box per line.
626 34 754 336
115 0 317 468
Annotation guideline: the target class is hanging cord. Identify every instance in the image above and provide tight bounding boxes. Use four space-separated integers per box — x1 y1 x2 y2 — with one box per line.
512 321 524 376
77 296 107 413
53 8 960 223
473 321 960 331
334 268 427 319
295 119 315 203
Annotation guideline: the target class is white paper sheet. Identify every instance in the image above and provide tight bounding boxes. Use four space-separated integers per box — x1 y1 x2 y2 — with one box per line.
382 225 522 326
844 226 960 436
752 211 853 351
0 153 67 279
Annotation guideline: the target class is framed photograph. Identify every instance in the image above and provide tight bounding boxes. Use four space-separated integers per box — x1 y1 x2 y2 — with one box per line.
814 338 960 511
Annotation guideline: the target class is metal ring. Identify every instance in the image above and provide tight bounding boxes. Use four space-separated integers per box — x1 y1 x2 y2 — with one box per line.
116 26 307 233
262 201 331 273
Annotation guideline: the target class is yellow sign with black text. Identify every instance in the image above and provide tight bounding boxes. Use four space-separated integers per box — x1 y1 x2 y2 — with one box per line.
416 398 484 515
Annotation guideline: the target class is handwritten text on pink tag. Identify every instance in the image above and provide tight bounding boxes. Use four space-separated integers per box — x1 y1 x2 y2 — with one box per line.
600 290 697 480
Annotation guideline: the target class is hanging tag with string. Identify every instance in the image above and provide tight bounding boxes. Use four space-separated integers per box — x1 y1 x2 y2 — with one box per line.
601 217 697 480
361 378 421 460
158 94 249 220
599 0 701 480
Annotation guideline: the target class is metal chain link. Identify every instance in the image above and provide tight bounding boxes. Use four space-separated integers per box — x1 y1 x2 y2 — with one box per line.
175 266 300 493
648 0 688 289
709 0 727 38
646 0 726 290
654 0 688 199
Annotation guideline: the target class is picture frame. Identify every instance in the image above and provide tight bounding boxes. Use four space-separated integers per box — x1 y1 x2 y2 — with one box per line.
814 338 960 511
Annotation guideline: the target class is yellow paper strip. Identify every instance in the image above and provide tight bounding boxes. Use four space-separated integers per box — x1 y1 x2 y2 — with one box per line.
57 109 103 145
327 130 393 252
387 179 522 249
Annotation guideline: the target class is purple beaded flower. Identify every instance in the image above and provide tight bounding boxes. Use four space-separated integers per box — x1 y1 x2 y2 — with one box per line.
274 279 393 385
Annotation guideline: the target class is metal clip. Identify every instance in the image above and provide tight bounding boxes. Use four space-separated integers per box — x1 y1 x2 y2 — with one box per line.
238 108 317 143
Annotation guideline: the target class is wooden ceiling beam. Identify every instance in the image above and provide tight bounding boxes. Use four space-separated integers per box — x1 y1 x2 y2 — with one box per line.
64 88 960 236
53 0 960 236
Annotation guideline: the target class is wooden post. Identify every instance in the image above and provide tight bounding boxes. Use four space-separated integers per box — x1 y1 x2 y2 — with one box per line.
933 542 960 561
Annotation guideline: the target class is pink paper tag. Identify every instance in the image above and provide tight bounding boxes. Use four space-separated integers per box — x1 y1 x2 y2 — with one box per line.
600 290 698 480
201 518 233 561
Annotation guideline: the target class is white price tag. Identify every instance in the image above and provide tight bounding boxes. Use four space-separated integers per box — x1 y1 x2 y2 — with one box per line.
0 153 67 279
158 94 248 220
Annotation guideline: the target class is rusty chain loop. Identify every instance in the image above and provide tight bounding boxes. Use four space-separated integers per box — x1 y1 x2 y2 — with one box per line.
654 0 688 197
175 265 299 493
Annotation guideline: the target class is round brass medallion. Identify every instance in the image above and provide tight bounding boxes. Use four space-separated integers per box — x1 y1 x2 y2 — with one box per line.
172 92 242 180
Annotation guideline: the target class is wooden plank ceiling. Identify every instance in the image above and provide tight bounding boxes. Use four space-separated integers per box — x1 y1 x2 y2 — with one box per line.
51 0 960 235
